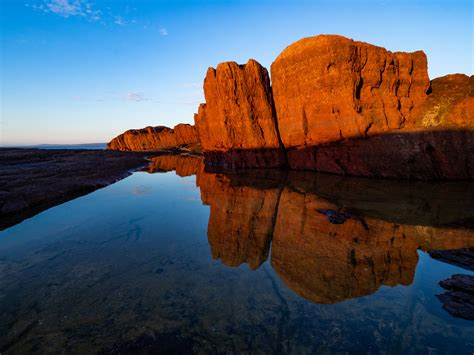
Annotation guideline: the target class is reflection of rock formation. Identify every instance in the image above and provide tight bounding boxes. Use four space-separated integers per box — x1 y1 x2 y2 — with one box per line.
146 156 474 303
271 188 419 303
146 155 203 177
199 172 280 269
198 168 474 304
271 187 474 303
284 171 474 228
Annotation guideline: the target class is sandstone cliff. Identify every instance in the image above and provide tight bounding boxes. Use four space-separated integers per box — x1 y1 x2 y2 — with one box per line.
107 124 198 151
271 35 430 147
270 35 473 179
288 73 474 179
193 34 473 179
194 59 286 168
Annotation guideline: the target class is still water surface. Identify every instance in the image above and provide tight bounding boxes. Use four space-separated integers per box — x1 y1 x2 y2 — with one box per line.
1 156 473 353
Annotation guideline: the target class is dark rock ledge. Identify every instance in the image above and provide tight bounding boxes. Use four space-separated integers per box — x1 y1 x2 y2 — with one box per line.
0 148 150 230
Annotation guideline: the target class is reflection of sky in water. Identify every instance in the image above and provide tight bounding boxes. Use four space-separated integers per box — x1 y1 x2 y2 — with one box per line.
130 185 153 196
0 168 473 354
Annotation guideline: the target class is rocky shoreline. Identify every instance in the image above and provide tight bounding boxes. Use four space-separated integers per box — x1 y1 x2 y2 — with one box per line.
107 34 473 180
0 148 151 230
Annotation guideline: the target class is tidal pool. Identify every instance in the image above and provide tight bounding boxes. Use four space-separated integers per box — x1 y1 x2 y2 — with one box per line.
1 156 473 354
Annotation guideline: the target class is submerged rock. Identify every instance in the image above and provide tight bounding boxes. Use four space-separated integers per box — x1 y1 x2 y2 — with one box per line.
316 209 354 225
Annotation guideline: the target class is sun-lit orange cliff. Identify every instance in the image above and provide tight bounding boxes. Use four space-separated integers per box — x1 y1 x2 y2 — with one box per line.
107 124 198 151
194 59 286 168
193 34 473 179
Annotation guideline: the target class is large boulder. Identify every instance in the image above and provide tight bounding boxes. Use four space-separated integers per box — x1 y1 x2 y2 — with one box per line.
271 34 430 147
107 124 198 151
194 59 286 168
285 73 474 179
270 35 473 179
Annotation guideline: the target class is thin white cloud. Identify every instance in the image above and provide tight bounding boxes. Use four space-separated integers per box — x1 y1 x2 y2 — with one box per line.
114 15 126 26
159 27 168 36
126 92 149 102
176 83 204 106
31 0 101 21
69 92 155 103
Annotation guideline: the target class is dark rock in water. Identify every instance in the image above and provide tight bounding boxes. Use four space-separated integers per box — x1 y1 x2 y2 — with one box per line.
437 274 474 320
429 248 474 271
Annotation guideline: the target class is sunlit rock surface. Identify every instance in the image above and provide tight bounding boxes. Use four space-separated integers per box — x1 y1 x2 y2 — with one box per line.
194 59 286 168
107 124 198 151
271 34 430 147
193 35 473 179
270 35 473 178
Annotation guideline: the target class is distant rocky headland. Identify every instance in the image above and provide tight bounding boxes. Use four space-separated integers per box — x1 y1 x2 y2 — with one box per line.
107 123 198 152
108 34 473 180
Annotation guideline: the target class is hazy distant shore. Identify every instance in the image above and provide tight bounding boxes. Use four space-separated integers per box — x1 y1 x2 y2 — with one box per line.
1 143 107 150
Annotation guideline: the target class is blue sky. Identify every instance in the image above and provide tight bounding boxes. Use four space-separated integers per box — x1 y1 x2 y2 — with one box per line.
1 0 472 145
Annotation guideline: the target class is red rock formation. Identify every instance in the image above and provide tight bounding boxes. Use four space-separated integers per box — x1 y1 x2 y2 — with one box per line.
408 74 474 129
194 59 286 168
107 124 198 151
269 35 473 179
284 74 474 179
174 123 199 146
271 35 430 147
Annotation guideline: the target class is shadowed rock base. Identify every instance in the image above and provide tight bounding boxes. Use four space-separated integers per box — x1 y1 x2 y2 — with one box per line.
205 130 474 179
203 149 287 169
287 130 474 179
